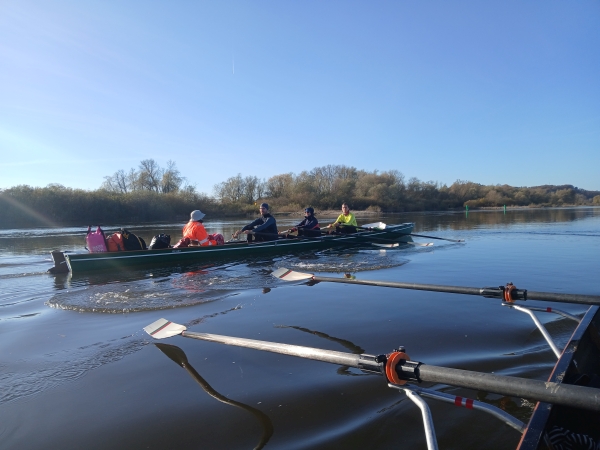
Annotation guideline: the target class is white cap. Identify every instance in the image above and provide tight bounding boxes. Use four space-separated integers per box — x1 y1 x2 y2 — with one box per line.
190 210 205 221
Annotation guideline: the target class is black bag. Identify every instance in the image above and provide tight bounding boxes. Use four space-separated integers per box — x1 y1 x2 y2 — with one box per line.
149 234 171 250
120 228 147 251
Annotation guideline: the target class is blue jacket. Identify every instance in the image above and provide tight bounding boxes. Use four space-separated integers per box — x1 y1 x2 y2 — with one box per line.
294 216 319 231
242 213 278 235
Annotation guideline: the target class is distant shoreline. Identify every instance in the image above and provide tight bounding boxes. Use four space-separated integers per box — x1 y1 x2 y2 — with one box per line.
275 204 599 220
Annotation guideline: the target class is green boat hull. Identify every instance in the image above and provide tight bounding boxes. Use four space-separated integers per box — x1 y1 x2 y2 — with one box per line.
61 223 414 273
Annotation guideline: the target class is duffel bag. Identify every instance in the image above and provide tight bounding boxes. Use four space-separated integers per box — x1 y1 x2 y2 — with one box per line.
120 228 147 251
149 234 171 250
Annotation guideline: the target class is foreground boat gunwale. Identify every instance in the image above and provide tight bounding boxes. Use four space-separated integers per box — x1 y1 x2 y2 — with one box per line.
517 305 600 449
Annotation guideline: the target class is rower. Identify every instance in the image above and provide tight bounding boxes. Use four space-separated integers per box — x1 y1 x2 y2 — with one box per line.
280 207 321 238
325 203 358 234
233 203 278 242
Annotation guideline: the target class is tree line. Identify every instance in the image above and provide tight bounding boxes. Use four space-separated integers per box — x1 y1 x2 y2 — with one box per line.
1 161 599 228
214 165 600 212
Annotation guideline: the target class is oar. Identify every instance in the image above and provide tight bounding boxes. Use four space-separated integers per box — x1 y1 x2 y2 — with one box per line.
320 224 430 247
372 241 433 248
360 222 386 230
324 221 387 232
271 268 600 306
410 233 465 243
155 343 273 450
342 234 432 248
144 319 600 412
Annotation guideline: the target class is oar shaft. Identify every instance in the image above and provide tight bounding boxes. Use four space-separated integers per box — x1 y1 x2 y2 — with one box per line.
314 276 485 296
410 233 464 243
311 276 600 306
181 331 362 367
416 365 600 412
524 290 599 305
179 330 600 411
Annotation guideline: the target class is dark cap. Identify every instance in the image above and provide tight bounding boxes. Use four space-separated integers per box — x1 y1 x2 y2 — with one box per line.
304 207 314 215
259 203 269 210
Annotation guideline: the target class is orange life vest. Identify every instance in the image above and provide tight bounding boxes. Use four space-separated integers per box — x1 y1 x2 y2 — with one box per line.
182 222 216 246
106 233 124 252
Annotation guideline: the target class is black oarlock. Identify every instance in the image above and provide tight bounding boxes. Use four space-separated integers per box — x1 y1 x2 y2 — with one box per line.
395 360 423 383
357 354 386 375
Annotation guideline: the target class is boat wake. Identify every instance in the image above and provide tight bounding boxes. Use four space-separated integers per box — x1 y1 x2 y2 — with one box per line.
285 248 412 273
45 246 420 313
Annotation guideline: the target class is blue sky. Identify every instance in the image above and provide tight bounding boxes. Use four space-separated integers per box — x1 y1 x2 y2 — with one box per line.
1 1 599 195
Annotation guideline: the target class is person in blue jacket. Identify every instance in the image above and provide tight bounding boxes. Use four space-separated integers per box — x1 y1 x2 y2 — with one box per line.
280 207 320 238
233 203 278 242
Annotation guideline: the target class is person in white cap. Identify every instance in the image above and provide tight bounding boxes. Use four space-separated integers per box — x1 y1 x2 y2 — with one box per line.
183 210 217 246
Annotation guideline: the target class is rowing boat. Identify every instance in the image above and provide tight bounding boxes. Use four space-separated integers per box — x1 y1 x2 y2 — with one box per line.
517 305 600 450
49 222 414 273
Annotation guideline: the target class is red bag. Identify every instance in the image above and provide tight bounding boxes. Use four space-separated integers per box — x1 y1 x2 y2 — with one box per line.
173 237 190 248
208 233 224 246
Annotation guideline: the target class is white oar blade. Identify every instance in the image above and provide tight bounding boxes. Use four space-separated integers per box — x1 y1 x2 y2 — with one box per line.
362 222 386 230
144 318 187 340
407 242 434 247
271 267 314 281
372 241 433 248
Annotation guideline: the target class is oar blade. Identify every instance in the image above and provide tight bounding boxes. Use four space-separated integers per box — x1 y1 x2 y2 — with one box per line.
144 318 187 339
372 242 434 248
407 242 434 247
362 222 386 230
271 267 314 281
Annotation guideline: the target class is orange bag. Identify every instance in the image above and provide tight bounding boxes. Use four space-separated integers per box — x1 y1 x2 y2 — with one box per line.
106 233 124 252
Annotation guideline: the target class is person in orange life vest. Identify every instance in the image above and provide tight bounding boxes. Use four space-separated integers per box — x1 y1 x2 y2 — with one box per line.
183 210 217 246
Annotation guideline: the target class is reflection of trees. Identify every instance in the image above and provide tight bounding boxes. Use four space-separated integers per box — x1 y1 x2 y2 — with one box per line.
391 208 597 232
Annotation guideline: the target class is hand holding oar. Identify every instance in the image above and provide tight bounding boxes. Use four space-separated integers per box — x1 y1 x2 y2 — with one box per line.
271 268 600 306
144 319 600 412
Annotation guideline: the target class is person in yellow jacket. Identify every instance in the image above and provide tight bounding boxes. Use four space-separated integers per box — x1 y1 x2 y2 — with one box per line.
183 210 217 246
326 203 358 234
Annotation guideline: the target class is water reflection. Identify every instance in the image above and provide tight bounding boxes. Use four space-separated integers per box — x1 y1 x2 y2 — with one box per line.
276 325 371 378
155 343 273 450
400 207 600 232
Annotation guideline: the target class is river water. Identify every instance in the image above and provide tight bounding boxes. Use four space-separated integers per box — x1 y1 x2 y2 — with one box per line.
1 208 599 449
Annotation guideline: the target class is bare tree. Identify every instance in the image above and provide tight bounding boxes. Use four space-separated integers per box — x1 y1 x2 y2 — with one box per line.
138 159 162 192
161 160 184 193
255 178 267 200
101 169 129 193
